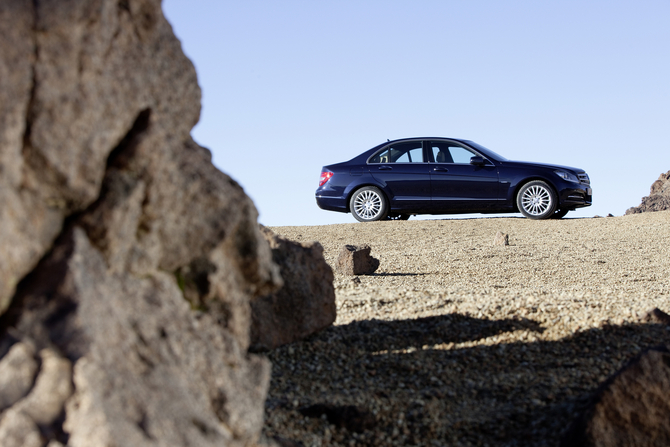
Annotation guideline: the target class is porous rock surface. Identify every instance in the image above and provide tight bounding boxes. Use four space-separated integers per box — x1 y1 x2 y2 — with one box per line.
561 346 670 447
0 1 281 446
336 244 380 276
626 170 670 214
266 212 670 446
250 227 336 352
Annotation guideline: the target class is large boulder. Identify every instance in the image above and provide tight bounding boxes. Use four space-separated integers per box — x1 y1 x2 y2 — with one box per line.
561 347 670 447
250 227 336 352
0 1 281 446
625 170 670 214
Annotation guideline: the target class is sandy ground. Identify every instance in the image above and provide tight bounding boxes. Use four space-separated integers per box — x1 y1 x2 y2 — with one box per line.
263 211 670 447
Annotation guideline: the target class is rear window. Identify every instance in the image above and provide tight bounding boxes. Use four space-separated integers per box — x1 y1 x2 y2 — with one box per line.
369 141 424 163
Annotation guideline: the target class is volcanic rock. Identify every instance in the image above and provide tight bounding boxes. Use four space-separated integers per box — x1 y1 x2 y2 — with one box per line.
493 231 509 246
250 227 336 351
0 1 281 446
336 244 380 275
626 170 670 214
640 308 670 325
561 346 670 447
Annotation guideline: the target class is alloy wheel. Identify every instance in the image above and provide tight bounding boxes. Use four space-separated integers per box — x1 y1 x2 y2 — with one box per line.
353 190 383 220
521 184 553 216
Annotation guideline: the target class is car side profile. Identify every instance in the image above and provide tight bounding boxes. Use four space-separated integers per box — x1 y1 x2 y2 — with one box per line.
315 137 592 222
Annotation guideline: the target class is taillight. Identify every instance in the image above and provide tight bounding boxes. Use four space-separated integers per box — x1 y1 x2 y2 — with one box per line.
319 170 333 187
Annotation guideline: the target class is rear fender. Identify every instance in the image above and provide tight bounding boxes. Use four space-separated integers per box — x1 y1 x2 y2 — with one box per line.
344 179 388 213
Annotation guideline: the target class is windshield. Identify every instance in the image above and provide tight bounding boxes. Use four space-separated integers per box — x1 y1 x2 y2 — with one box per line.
463 140 508 161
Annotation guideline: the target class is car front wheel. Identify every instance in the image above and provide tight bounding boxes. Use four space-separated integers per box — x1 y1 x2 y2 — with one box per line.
517 180 557 219
350 186 388 222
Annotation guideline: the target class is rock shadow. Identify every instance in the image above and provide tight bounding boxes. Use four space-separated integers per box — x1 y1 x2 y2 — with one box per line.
325 314 543 353
370 272 430 277
264 316 670 446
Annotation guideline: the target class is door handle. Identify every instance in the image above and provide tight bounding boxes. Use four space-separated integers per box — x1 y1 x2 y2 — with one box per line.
433 167 449 172
378 166 392 170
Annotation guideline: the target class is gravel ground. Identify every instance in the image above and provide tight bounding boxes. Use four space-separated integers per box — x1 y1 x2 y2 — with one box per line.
263 211 670 447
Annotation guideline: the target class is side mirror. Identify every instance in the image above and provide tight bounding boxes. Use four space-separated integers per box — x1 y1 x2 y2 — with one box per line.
470 156 486 166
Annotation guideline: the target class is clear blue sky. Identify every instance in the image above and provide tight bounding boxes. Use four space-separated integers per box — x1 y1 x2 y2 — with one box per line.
163 1 669 226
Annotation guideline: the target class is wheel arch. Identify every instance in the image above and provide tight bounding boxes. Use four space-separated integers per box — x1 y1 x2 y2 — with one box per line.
344 182 390 213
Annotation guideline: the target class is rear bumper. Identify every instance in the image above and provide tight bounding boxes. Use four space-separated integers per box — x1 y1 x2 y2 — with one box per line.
316 194 348 213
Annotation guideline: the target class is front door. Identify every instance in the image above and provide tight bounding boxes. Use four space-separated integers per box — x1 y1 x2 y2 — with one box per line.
428 140 501 211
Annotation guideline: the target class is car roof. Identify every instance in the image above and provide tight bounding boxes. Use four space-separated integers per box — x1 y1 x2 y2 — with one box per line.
384 137 470 144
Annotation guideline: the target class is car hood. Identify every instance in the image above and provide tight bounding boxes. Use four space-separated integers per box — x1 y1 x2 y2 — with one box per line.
502 160 585 173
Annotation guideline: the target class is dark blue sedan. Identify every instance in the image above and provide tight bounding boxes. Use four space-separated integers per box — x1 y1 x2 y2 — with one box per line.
316 137 591 222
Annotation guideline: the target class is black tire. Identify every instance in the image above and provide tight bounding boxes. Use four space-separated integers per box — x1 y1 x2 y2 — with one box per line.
551 208 570 219
350 187 388 222
516 180 557 219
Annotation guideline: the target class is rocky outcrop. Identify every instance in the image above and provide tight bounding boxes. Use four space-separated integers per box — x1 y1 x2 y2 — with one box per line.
336 245 380 275
561 347 670 447
625 170 670 214
0 1 281 446
250 227 336 352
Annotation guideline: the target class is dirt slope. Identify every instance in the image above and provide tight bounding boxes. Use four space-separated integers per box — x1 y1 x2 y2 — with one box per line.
264 211 670 446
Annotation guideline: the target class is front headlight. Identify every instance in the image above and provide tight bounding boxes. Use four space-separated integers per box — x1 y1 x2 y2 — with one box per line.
554 170 579 183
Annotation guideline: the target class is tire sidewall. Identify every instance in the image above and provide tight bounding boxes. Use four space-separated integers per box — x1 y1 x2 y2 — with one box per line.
350 187 388 222
516 180 557 220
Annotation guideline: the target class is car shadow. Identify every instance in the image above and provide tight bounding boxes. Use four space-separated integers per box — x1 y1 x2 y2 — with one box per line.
264 314 670 446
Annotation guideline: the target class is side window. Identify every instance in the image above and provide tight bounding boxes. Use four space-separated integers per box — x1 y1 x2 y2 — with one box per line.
369 141 424 163
431 141 477 164
431 144 453 163
450 146 476 163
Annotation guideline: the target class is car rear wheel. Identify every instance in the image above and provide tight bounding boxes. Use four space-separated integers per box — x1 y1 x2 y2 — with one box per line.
350 187 388 222
517 180 557 219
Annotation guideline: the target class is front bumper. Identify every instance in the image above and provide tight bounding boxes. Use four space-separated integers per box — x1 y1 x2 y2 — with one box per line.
559 185 592 209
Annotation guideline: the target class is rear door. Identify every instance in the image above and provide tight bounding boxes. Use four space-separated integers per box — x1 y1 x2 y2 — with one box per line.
428 140 501 211
369 141 431 211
